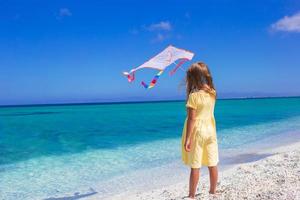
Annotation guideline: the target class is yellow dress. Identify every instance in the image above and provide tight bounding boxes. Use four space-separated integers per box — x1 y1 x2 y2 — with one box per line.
181 90 219 168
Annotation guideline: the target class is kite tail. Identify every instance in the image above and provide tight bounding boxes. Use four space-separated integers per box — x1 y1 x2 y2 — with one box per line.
123 71 135 82
141 70 164 89
169 58 189 75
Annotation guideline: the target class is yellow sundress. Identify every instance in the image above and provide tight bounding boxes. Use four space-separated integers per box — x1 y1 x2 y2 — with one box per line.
181 89 219 168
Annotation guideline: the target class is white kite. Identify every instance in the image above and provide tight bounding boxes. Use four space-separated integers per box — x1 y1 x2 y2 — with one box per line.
123 45 194 89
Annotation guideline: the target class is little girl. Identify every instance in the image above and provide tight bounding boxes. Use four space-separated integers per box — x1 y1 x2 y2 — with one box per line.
181 62 219 199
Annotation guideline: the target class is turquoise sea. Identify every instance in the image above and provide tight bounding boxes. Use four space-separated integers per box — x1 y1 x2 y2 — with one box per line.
1 97 300 199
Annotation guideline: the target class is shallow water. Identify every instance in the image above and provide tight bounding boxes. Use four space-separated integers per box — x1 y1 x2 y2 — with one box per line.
0 97 300 199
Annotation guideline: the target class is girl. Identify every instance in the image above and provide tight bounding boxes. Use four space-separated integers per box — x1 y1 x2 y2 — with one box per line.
181 62 219 199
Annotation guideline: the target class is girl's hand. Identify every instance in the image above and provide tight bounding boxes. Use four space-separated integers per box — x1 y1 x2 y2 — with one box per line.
184 138 192 152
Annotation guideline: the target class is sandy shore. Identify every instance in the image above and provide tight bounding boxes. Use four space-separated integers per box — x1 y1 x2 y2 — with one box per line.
103 141 300 200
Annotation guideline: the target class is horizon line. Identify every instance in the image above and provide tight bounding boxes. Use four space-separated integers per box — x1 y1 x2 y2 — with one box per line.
0 95 300 108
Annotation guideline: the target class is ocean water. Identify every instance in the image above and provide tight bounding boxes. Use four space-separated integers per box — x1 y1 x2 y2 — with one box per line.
0 97 300 199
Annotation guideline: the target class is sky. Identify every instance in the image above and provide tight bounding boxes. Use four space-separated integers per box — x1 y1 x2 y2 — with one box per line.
1 0 300 105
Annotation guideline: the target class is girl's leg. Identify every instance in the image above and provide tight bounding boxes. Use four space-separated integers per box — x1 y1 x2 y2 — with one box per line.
208 166 218 194
189 168 200 198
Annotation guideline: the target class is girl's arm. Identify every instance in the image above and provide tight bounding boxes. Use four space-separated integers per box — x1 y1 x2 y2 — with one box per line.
185 107 196 152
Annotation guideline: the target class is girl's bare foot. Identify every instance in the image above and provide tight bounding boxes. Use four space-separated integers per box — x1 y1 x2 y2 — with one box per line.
183 196 195 200
209 189 216 194
209 190 222 196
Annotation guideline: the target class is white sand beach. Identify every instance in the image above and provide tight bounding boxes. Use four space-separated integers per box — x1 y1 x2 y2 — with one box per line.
102 140 300 200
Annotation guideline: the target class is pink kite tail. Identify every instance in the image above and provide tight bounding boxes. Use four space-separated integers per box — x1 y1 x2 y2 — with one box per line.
123 71 135 82
169 58 189 76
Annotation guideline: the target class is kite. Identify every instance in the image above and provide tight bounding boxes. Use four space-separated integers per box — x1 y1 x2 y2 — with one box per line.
122 45 194 89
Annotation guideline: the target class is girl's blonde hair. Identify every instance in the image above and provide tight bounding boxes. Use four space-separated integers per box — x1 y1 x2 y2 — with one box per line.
186 62 216 99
